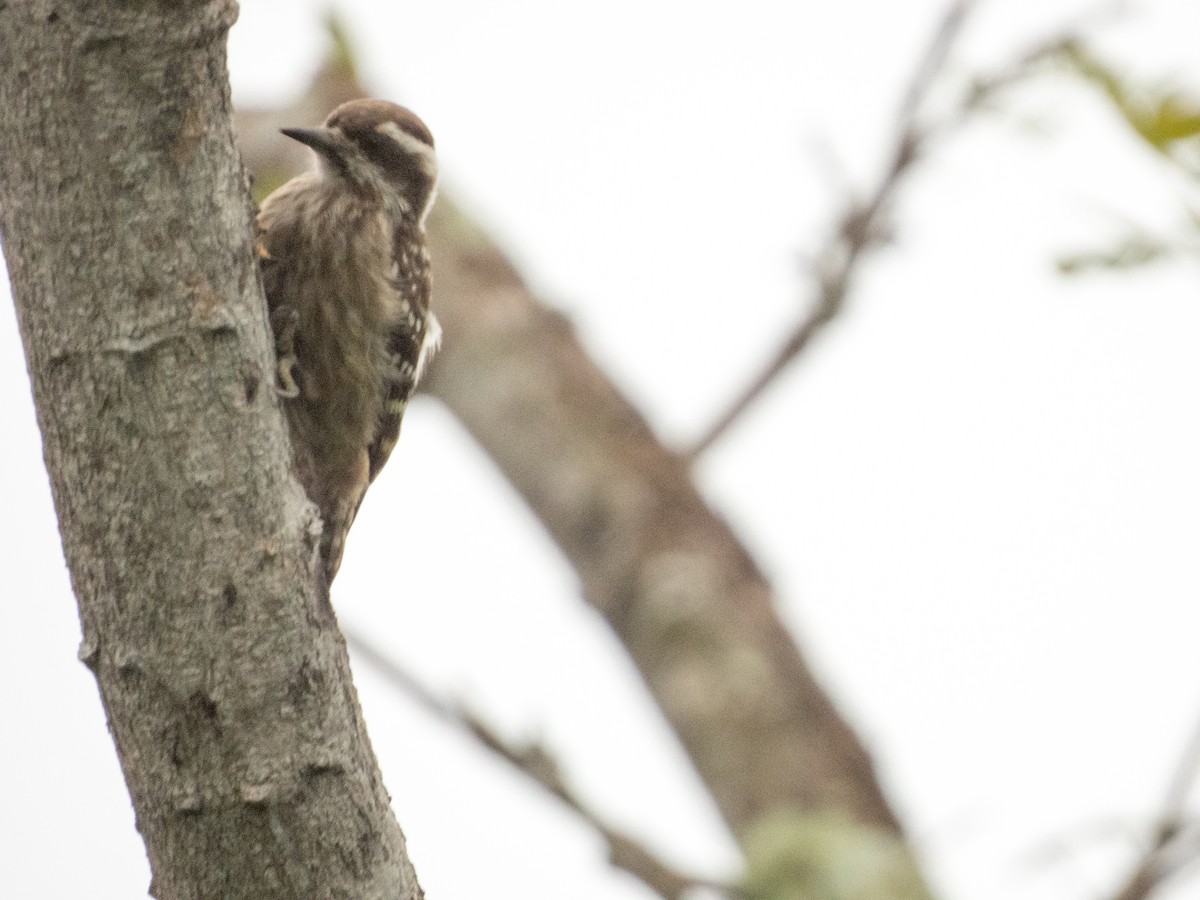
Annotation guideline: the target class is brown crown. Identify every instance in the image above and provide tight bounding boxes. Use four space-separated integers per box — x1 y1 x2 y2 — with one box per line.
325 99 435 151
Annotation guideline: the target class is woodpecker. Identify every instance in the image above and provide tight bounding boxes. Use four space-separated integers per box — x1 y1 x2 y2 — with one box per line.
257 99 440 585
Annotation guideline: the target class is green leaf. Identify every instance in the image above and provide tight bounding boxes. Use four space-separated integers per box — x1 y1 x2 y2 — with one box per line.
1058 44 1200 154
1056 235 1171 276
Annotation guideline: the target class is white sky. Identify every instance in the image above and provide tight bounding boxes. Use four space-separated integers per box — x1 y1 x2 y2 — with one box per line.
3 1 1200 898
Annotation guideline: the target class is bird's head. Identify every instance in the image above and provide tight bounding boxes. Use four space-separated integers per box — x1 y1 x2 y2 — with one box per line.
283 99 438 222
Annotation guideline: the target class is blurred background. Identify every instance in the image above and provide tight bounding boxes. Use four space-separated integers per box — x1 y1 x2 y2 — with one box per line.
3 0 1200 897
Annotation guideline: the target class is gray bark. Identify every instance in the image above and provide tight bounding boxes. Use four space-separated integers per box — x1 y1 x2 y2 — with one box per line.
0 3 422 897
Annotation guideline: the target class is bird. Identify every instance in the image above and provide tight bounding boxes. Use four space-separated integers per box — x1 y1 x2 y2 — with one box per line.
256 99 440 586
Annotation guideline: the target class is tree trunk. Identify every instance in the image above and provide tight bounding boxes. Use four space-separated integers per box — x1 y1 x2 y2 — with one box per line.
0 3 422 897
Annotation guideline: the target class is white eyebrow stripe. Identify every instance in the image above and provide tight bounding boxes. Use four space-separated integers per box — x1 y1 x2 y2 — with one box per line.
375 121 437 174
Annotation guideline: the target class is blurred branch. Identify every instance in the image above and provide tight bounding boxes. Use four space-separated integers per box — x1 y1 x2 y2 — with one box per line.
345 627 733 900
1109 710 1200 900
684 0 976 460
423 192 910 841
684 1 1120 458
899 0 976 123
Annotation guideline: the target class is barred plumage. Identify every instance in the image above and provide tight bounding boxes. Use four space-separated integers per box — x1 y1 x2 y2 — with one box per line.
257 99 439 585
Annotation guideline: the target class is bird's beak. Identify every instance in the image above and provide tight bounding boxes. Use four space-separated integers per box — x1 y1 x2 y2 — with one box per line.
280 127 341 157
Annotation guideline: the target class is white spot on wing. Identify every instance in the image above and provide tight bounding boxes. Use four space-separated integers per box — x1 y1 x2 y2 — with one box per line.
415 314 442 386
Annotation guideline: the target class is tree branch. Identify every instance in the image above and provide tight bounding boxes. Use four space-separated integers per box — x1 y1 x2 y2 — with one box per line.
685 0 978 459
346 628 733 900
422 197 914 850
1110 710 1200 900
684 1 1110 460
